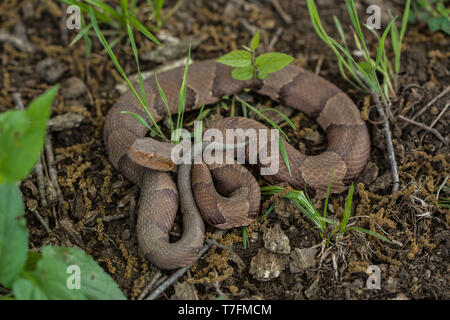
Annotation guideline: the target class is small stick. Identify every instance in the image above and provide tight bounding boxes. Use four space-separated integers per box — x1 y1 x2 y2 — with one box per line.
419 102 449 144
270 0 293 24
103 213 129 222
0 30 35 53
411 86 450 122
267 27 284 51
430 103 449 129
137 271 162 300
34 157 48 208
315 55 324 75
44 135 63 202
33 210 51 234
205 238 233 250
145 241 213 300
398 115 448 144
356 73 400 194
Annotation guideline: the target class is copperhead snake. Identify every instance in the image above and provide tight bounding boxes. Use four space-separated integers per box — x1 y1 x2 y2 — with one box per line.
103 60 370 269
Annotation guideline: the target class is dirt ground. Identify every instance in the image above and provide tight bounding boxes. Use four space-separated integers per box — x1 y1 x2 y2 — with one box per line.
0 0 449 300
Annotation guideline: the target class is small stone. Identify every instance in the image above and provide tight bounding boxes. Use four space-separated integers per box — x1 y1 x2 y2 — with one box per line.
356 162 379 187
430 106 439 116
26 199 38 211
170 282 198 300
351 278 364 290
424 269 431 279
391 293 409 300
61 77 87 99
121 229 131 241
249 248 286 282
289 247 317 273
37 57 66 83
399 270 409 281
48 113 85 132
369 172 392 193
304 276 320 298
303 130 323 144
263 223 291 254
274 198 297 219
386 276 398 293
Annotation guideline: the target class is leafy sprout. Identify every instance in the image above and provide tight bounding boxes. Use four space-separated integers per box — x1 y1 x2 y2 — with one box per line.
261 180 400 247
307 0 411 104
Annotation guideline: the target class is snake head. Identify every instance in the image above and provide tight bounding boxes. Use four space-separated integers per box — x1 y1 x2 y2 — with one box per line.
128 137 177 172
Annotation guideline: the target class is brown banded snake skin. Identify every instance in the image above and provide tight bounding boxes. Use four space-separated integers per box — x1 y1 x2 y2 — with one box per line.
103 60 370 269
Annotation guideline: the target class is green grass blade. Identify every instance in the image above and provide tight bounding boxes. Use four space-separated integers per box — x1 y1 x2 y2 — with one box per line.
323 169 335 228
279 137 292 177
125 13 161 45
340 183 354 233
258 107 296 130
88 6 166 141
155 75 174 133
346 226 397 245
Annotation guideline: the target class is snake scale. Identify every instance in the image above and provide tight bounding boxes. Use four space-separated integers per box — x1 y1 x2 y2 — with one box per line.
103 60 370 269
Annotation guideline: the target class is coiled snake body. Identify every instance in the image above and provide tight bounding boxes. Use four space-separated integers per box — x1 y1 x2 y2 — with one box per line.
104 60 370 269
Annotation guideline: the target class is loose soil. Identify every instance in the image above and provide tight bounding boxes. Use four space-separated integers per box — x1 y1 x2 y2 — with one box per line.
0 0 448 300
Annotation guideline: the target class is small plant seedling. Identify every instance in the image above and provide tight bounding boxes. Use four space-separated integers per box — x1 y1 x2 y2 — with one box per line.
0 87 125 300
261 179 400 247
410 0 450 35
216 30 294 81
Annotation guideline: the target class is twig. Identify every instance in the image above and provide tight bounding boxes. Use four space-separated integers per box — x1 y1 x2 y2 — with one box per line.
356 73 400 194
430 103 449 129
398 115 448 144
411 86 450 122
270 0 293 24
103 213 129 222
205 238 233 250
137 271 162 300
34 156 48 208
33 210 51 234
315 55 324 75
0 30 35 53
267 27 284 51
44 135 63 202
145 241 213 300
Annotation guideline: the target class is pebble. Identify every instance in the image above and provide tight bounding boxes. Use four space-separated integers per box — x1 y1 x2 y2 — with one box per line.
263 223 291 254
121 229 131 241
249 248 286 282
37 57 66 83
61 77 87 99
289 247 317 273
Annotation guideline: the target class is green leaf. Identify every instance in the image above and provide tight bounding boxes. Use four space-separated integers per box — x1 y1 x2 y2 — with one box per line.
0 184 28 288
255 52 294 77
251 29 260 50
232 66 254 80
13 246 126 300
13 248 84 300
0 86 59 183
216 50 252 68
427 17 441 31
41 246 126 300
